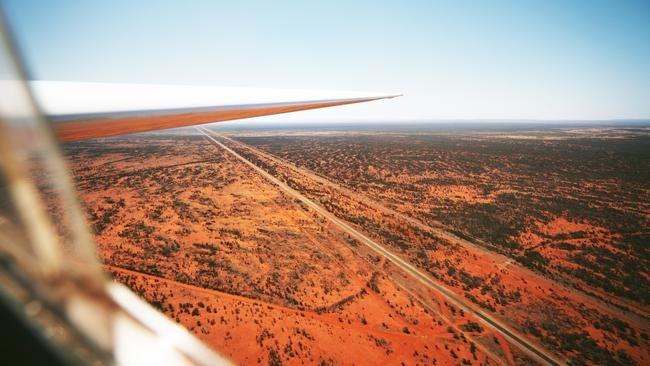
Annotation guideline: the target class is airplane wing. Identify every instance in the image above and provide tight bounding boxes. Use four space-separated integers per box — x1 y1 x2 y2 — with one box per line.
0 10 400 366
29 81 399 141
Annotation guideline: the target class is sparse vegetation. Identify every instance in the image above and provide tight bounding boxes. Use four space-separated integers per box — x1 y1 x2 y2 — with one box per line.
64 127 650 366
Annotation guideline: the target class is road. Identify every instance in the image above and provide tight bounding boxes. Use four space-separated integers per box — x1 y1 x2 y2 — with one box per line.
217 134 650 324
197 127 565 366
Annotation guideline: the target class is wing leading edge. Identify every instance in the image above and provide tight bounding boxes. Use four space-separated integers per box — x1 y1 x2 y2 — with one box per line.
29 81 399 142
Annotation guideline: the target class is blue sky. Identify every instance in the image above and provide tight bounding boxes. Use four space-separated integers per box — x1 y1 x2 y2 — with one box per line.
2 0 649 122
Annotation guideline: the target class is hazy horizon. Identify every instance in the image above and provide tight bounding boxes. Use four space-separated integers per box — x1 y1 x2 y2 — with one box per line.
204 118 650 130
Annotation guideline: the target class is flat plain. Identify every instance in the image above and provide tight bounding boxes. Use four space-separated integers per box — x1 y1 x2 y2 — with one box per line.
64 123 650 366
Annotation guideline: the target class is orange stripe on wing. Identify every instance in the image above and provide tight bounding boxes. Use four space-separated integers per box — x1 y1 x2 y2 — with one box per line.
54 97 386 142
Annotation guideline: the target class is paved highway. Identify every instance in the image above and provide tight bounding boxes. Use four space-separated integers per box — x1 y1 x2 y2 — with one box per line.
197 127 565 366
